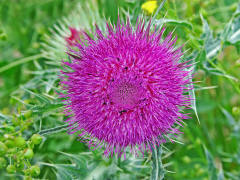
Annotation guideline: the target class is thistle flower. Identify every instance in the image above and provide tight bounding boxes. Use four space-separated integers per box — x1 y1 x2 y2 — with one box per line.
65 27 83 46
60 19 193 157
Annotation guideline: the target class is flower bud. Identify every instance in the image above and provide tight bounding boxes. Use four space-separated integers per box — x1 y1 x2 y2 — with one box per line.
23 168 31 176
0 33 7 41
30 165 40 177
24 110 32 118
5 140 15 148
0 142 8 156
0 157 7 169
232 106 240 116
6 165 16 174
182 156 191 163
7 148 17 155
31 134 43 145
15 137 26 148
24 149 34 159
24 176 32 180
16 159 25 170
200 8 208 18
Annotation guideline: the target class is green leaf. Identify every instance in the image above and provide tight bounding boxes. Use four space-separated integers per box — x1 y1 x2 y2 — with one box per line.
58 152 89 169
41 162 82 180
41 150 153 180
152 0 167 21
220 107 235 126
0 54 43 73
204 147 218 180
55 164 85 179
222 3 240 44
218 168 224 180
21 87 51 104
200 14 221 59
31 103 63 114
194 85 218 91
0 113 11 122
204 147 225 180
41 152 107 180
38 124 69 136
225 172 240 180
153 19 193 30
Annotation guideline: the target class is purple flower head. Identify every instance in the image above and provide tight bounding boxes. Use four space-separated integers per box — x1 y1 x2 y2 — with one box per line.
60 18 193 157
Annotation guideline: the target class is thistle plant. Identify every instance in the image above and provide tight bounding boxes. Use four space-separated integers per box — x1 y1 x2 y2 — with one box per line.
34 0 193 178
1 0 239 179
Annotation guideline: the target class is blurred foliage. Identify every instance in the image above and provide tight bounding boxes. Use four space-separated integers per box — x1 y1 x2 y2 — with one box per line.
0 0 240 179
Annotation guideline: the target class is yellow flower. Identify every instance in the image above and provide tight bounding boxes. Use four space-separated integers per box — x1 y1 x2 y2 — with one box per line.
141 1 158 14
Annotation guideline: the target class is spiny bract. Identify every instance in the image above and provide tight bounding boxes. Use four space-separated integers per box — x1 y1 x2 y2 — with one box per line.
59 19 193 158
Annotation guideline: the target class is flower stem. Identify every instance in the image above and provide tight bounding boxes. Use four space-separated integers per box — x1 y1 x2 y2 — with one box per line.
0 54 43 73
38 124 69 136
152 0 167 21
151 144 165 180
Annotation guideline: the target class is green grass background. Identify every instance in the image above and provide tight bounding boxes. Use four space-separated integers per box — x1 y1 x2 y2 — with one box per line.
0 0 239 179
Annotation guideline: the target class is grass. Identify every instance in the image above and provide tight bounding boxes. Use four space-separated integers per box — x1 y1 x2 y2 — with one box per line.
0 0 239 179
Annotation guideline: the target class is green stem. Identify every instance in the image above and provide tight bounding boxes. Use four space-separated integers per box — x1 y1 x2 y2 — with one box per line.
24 159 31 168
151 144 165 180
38 124 69 136
152 0 167 21
0 54 43 73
